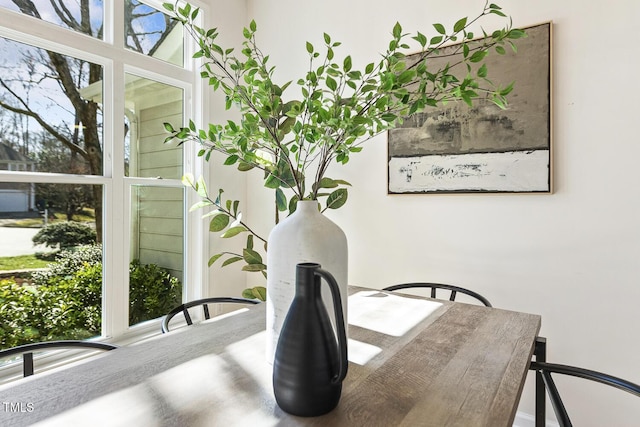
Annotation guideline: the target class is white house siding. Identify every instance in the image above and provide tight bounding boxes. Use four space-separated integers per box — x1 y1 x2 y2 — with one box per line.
133 100 183 281
138 100 183 179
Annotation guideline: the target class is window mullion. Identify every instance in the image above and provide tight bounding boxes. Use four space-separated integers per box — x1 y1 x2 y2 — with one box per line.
102 0 129 337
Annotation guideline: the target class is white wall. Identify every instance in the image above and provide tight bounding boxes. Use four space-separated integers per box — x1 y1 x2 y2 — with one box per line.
205 0 640 425
198 0 256 299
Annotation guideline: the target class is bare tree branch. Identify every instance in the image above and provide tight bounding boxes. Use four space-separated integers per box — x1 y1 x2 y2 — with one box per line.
0 79 88 159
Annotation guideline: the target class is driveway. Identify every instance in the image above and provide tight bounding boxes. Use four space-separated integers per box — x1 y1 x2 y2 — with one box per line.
0 226 49 256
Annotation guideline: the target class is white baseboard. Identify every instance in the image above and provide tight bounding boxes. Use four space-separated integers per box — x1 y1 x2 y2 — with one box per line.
513 411 559 427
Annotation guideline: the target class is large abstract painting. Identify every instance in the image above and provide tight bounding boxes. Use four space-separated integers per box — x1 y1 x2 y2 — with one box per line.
388 22 552 194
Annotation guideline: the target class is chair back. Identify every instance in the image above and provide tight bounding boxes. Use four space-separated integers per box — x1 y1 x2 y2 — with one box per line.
529 360 640 427
382 282 492 307
0 340 118 377
162 297 260 333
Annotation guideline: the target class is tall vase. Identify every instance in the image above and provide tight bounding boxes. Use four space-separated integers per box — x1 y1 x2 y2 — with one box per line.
266 200 348 363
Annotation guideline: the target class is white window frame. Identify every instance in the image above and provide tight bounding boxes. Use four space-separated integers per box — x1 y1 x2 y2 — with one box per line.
0 0 209 345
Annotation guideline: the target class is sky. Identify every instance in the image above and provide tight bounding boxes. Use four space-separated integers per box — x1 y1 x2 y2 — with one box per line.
0 0 173 155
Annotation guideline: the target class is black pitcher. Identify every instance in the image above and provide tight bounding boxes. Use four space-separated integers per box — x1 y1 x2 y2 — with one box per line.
272 262 348 416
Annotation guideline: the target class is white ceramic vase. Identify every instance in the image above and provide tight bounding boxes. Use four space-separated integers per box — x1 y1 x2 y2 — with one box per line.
266 200 348 363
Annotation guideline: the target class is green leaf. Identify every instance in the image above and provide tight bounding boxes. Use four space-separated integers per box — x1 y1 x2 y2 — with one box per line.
224 154 239 165
433 23 446 34
365 62 375 74
237 162 254 171
275 188 287 211
242 286 266 301
243 248 263 264
500 82 514 96
242 263 267 272
326 188 348 209
196 176 208 198
209 213 230 232
332 179 352 186
264 173 281 189
381 112 397 122
469 50 488 63
492 95 507 110
326 76 338 91
249 20 257 31
398 69 416 84
413 32 427 47
221 226 247 238
315 177 338 189
189 200 213 212
221 256 243 267
477 64 488 78
208 253 224 267
182 173 195 188
343 55 352 73
508 29 527 39
288 195 299 214
323 32 331 44
392 22 402 39
453 17 468 33
306 41 314 54
495 45 506 55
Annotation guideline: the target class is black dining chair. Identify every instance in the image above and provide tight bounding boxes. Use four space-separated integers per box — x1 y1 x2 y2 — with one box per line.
0 340 118 377
161 296 261 333
530 337 640 427
382 282 492 307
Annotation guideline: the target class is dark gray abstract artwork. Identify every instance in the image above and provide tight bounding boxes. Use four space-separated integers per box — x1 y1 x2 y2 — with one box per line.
388 22 551 194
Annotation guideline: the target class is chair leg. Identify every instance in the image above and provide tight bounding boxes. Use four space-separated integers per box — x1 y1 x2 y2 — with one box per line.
534 336 547 427
23 352 34 377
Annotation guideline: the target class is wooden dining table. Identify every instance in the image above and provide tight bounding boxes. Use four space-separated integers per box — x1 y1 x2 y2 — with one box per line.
0 286 540 427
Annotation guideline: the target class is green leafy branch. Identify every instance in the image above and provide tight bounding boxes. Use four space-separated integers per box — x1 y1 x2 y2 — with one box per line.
163 1 525 300
183 174 267 275
163 1 525 214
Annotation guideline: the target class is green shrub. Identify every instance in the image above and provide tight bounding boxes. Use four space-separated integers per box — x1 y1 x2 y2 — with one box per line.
0 280 41 348
129 260 182 325
31 245 102 286
34 262 103 341
32 221 96 250
1 248 182 349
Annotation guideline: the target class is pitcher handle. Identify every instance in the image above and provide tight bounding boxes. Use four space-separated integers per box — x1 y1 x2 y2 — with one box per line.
315 268 348 384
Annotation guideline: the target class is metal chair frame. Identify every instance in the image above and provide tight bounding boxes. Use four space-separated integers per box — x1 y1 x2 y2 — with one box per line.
0 340 118 377
161 297 260 333
382 282 492 307
531 336 640 427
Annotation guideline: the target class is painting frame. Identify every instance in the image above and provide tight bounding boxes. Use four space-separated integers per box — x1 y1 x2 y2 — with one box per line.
387 22 553 194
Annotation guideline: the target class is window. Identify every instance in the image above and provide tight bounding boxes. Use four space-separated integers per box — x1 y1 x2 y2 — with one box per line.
0 0 205 350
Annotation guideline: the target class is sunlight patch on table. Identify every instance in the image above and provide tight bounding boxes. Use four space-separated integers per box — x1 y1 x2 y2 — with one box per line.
149 353 278 426
31 384 160 427
150 354 232 411
225 330 272 390
347 338 382 365
348 291 442 336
